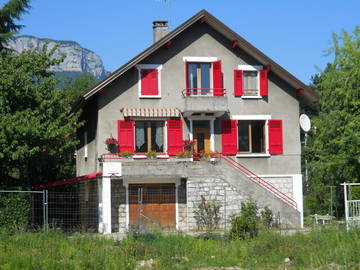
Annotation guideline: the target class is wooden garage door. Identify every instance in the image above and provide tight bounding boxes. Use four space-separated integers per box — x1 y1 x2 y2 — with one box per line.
129 183 176 231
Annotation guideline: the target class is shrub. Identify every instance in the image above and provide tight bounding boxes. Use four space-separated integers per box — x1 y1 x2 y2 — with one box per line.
260 206 274 229
230 198 259 239
0 193 31 232
194 196 221 231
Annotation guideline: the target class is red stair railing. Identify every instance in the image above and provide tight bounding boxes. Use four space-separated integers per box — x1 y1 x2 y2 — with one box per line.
220 155 297 209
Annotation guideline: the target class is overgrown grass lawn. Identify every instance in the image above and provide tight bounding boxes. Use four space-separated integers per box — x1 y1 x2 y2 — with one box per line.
0 229 359 269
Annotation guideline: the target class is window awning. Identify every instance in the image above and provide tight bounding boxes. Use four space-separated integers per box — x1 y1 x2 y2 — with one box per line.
122 108 181 118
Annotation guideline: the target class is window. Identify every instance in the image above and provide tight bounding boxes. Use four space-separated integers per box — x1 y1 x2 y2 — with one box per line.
183 57 223 96
135 121 164 153
137 64 162 98
238 120 265 153
243 71 259 96
187 63 211 95
234 65 268 97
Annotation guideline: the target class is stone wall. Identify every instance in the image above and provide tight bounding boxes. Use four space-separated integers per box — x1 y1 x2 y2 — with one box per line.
261 176 294 199
186 176 242 231
111 179 126 233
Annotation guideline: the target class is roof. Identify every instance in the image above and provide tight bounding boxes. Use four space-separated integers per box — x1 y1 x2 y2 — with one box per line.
73 9 319 111
34 172 102 189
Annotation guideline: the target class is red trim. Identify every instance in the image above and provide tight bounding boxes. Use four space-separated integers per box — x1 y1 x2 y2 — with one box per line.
260 69 268 96
199 16 206 24
231 40 238 48
296 88 304 96
34 172 102 189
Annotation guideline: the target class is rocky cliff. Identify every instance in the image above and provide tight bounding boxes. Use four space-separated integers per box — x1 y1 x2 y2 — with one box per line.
7 35 108 80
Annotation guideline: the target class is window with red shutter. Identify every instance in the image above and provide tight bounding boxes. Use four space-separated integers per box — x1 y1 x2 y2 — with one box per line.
234 70 243 97
213 60 223 96
259 69 268 96
236 65 268 98
268 120 283 155
141 69 159 96
221 120 237 155
167 120 183 155
118 120 135 152
137 64 162 98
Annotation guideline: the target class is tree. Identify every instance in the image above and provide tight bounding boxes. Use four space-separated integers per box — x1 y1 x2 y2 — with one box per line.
305 27 360 216
61 73 97 105
0 45 82 188
0 0 31 51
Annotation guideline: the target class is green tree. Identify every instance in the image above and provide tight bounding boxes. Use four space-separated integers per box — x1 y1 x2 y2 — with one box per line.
0 45 82 188
61 73 97 105
305 27 360 216
0 0 31 51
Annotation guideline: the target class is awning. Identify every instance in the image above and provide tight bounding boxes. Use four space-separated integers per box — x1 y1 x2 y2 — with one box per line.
122 108 181 118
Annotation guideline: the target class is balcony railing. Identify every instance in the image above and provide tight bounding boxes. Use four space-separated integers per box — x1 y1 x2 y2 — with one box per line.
182 88 226 97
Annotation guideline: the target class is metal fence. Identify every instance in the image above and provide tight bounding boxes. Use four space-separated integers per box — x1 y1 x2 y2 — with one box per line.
0 181 98 233
0 190 47 232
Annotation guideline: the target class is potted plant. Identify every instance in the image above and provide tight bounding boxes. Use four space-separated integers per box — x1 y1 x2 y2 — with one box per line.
105 137 118 154
119 151 134 159
176 151 193 159
199 150 211 160
146 151 157 159
183 139 195 152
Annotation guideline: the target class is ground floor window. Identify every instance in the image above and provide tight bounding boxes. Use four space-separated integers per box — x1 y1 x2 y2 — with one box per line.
238 120 265 153
135 121 164 153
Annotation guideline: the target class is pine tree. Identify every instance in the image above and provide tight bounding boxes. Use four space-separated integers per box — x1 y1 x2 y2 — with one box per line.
0 0 31 51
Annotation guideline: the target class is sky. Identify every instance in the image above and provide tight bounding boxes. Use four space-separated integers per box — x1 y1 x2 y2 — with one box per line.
2 0 360 83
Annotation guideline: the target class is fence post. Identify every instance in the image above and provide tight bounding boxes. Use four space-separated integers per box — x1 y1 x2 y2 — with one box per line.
42 189 49 232
224 187 227 231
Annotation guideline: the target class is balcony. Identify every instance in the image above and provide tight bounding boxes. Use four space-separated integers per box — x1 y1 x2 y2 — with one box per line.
182 88 228 117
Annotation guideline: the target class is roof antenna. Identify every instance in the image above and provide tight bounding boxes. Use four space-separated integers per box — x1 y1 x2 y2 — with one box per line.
154 0 172 29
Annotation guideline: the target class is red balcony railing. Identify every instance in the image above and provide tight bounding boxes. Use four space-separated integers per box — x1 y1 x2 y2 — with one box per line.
182 88 226 97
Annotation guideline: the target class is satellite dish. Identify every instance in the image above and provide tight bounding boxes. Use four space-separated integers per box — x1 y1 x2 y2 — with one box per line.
300 114 311 133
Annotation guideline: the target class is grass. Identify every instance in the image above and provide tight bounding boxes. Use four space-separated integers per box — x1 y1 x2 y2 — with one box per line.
0 229 359 269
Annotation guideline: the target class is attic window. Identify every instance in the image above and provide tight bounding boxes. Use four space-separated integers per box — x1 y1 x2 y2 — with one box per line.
136 64 163 98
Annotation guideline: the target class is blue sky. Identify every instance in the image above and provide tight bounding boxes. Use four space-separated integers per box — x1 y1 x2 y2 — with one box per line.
2 0 360 83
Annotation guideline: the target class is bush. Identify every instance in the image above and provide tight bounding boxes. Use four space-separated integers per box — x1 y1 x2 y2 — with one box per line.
230 198 259 239
260 206 273 229
0 193 31 232
193 196 221 231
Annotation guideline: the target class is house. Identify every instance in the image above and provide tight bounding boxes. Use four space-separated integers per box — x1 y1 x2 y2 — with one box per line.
71 10 319 234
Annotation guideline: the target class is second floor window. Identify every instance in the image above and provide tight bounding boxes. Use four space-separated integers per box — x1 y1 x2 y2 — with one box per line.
243 71 259 96
135 121 164 153
187 63 211 95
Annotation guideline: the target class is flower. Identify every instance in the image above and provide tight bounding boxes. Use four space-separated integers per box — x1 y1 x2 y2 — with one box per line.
105 137 118 145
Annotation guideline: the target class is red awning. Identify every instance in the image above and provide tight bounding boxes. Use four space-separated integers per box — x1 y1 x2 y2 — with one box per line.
34 172 102 189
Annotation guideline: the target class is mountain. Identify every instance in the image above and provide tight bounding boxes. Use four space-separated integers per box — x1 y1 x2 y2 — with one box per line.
7 35 108 80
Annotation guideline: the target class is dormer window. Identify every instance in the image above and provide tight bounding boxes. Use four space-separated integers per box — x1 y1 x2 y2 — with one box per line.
234 65 268 98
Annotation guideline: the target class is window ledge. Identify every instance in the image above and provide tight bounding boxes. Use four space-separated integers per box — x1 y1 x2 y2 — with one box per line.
241 96 262 99
139 96 161 99
236 153 270 158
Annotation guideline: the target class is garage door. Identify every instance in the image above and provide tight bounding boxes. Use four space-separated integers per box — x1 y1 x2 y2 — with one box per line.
129 183 176 231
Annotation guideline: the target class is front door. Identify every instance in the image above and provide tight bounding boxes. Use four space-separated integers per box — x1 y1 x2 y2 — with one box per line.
193 126 211 153
129 183 176 231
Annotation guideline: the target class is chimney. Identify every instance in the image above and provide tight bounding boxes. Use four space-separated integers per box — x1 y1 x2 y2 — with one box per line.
153 21 168 43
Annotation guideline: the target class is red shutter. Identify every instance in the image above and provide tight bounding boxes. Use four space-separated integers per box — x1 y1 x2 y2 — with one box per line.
118 120 135 152
167 120 183 155
213 60 223 96
141 69 158 96
185 61 189 95
234 70 243 97
268 120 283 155
221 120 238 155
260 69 268 96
